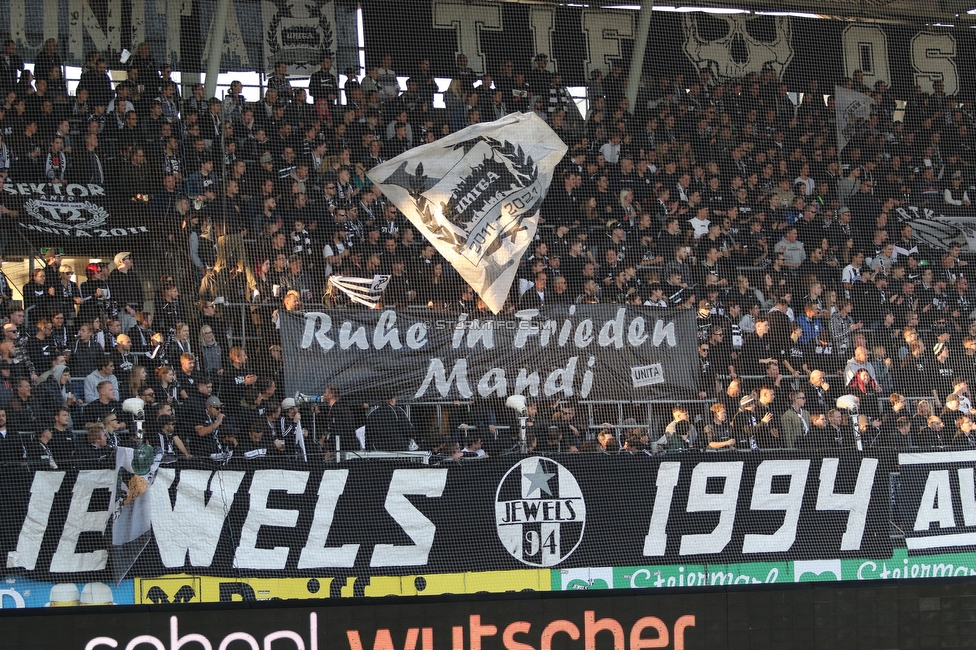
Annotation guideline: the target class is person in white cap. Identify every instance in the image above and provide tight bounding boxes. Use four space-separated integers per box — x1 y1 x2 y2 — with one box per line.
731 393 765 450
194 395 237 458
278 397 307 462
107 252 144 333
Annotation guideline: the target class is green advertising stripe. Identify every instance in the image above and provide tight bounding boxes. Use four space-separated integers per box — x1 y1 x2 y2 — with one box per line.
550 549 976 591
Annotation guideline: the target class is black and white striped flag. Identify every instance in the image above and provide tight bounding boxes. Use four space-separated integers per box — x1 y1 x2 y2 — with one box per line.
326 274 391 308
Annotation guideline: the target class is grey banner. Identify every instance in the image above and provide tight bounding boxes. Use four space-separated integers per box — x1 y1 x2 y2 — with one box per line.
279 305 701 402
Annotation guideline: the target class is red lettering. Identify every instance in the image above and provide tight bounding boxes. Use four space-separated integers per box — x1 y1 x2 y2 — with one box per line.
630 617 668 650
674 615 696 650
470 615 497 650
346 629 419 650
584 611 624 650
404 629 419 650
502 622 533 650
541 620 580 650
452 626 464 650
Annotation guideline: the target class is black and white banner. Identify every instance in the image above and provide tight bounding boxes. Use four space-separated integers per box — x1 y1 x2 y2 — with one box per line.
1 452 891 580
278 305 700 402
368 114 567 314
898 450 976 553
327 274 391 308
262 0 336 75
3 181 151 253
835 85 876 155
3 3 976 100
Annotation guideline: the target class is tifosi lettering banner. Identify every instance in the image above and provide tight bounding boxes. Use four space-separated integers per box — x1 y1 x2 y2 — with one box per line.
2 454 890 580
368 113 567 314
279 305 699 402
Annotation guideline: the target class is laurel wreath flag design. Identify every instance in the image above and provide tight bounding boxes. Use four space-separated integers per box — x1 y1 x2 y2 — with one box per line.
835 85 876 155
367 113 568 314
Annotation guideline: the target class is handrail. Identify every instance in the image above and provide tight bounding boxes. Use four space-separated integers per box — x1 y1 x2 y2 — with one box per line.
337 450 431 464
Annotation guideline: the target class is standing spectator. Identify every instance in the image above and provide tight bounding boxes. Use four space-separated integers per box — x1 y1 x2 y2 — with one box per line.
107 252 144 333
366 393 413 451
731 394 764 450
309 53 338 106
267 61 293 103
0 40 24 93
780 391 812 448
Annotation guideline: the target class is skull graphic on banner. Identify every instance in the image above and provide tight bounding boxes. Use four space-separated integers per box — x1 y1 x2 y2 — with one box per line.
682 14 794 81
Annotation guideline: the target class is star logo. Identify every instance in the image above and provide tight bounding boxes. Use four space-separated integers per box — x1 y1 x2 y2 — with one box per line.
523 468 555 497
495 457 586 567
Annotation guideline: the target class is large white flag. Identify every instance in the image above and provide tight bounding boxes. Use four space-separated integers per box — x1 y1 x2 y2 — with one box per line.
367 113 568 314
835 85 876 155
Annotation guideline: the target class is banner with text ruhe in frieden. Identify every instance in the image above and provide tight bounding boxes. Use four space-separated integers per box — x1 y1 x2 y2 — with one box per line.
279 305 700 402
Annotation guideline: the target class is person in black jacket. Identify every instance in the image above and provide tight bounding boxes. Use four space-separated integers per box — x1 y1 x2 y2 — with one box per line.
6 378 39 435
77 58 113 106
0 40 24 93
25 427 57 469
308 53 338 107
314 386 357 454
0 408 25 467
366 394 413 451
107 252 144 333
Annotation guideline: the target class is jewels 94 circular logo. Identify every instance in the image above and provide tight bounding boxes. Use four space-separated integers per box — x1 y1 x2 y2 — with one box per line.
495 457 586 567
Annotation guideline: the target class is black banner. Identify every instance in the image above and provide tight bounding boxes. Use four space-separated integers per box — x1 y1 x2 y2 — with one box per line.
363 3 976 99
897 450 976 555
3 2 976 100
1 453 891 581
279 305 701 403
3 181 153 255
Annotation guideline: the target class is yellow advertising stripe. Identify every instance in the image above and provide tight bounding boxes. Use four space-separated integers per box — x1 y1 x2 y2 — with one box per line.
135 575 335 603
135 570 549 603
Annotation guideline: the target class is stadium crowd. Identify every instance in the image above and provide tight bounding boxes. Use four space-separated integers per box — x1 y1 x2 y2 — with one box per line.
0 36 973 466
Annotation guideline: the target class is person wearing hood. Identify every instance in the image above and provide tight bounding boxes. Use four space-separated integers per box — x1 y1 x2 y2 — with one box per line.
33 364 73 428
69 323 103 380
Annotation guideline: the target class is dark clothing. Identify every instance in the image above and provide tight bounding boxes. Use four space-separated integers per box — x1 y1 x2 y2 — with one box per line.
320 400 358 452
107 269 144 315
25 336 57 375
26 439 58 470
81 398 120 424
730 408 759 449
365 402 413 451
0 429 25 466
